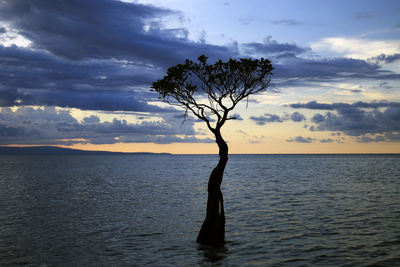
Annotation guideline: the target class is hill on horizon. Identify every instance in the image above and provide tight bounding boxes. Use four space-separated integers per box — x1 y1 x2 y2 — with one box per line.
0 146 171 155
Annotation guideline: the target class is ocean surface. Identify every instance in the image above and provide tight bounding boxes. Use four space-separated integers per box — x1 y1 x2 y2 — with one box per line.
0 154 399 266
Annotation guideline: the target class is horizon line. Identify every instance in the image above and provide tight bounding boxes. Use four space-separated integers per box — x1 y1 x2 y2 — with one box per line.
0 145 399 156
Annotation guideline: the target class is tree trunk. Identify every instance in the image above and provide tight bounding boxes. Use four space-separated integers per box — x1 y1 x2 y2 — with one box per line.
196 130 228 245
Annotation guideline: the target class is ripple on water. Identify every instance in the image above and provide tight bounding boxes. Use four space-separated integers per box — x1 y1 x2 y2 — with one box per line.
0 154 399 266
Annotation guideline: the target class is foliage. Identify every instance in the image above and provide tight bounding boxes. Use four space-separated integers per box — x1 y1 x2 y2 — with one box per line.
151 55 273 133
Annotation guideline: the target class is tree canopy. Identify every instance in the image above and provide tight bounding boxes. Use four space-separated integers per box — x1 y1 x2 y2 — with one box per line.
151 55 274 133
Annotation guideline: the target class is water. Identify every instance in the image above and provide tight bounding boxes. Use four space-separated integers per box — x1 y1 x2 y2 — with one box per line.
1 154 399 266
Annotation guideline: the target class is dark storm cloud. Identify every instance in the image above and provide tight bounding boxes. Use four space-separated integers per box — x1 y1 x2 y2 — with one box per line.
0 107 212 145
0 0 238 114
0 0 236 66
0 45 170 111
292 100 400 142
0 0 397 112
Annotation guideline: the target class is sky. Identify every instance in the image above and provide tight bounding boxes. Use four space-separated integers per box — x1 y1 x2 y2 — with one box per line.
0 0 399 154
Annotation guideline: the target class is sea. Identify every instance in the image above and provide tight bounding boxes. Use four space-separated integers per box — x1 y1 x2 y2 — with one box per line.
0 154 399 266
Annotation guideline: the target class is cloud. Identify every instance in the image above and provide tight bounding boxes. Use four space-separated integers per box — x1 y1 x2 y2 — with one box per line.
0 107 212 145
370 53 400 64
0 0 398 114
379 82 392 89
239 38 400 84
250 112 307 125
248 135 265 144
392 22 400 30
0 43 170 112
242 36 309 56
0 0 241 115
311 37 400 59
229 113 243 120
0 0 237 66
311 113 325 123
290 112 306 122
320 138 334 143
292 100 400 142
273 55 399 81
355 135 385 143
271 19 302 26
118 135 213 144
250 113 287 125
355 12 371 20
319 137 344 144
237 130 265 144
290 100 400 110
286 136 314 143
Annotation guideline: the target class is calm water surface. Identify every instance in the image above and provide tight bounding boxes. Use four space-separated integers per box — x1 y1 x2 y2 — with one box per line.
0 154 399 266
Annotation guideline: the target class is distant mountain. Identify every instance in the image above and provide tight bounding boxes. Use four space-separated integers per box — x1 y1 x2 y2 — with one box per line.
0 146 171 155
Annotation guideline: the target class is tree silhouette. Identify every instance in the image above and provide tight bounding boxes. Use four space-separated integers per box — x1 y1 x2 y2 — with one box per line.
151 55 273 245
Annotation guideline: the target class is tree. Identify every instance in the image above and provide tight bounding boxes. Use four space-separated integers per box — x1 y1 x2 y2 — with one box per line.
151 55 273 245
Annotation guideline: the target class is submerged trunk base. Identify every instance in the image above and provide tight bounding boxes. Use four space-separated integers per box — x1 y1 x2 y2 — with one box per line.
196 190 225 245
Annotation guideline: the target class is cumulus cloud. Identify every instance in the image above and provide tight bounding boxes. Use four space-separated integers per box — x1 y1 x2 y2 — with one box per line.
0 107 212 145
291 100 400 142
290 112 306 122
